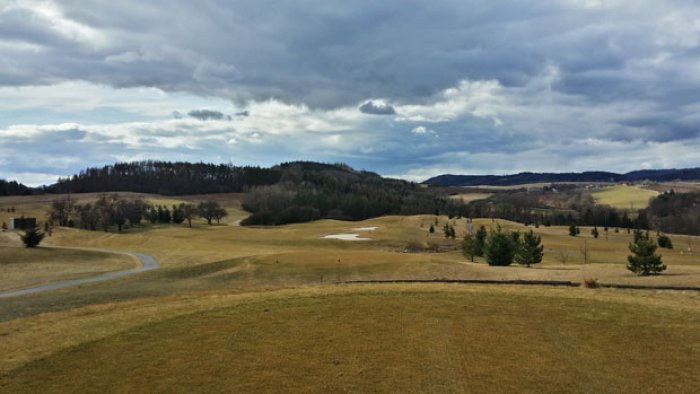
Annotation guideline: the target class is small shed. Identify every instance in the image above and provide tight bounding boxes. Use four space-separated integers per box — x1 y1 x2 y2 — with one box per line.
8 217 37 230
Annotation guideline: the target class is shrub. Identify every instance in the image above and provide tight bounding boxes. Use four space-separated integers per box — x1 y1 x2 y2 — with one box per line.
582 278 600 288
657 234 673 249
404 241 426 253
21 227 45 248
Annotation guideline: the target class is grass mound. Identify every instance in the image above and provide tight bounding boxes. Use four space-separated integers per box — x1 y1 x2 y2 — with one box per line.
2 285 698 392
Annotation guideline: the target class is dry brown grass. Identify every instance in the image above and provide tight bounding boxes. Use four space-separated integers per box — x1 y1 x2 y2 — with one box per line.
1 284 698 392
447 192 493 203
2 194 699 392
0 233 134 292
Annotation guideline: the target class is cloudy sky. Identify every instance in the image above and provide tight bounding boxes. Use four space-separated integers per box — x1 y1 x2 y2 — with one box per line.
1 0 699 185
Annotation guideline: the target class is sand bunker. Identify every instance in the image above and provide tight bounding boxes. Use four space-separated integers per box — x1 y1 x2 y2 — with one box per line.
352 226 378 231
322 234 370 241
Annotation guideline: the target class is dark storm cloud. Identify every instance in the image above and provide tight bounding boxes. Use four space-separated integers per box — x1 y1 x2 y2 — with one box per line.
359 101 396 115
5 1 695 109
187 109 225 121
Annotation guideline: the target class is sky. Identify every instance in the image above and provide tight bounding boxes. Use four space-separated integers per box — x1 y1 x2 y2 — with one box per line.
1 0 699 186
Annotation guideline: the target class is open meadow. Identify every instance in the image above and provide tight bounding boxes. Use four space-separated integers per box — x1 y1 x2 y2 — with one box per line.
1 193 699 391
591 185 659 210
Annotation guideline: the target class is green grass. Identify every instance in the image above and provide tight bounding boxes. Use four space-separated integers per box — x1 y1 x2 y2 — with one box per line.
2 285 698 393
591 185 659 210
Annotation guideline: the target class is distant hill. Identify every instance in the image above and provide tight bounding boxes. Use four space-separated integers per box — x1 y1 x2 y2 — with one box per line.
422 168 700 187
33 160 404 196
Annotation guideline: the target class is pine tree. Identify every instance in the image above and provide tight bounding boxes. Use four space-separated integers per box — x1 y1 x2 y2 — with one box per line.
429 224 435 234
148 208 158 224
627 232 666 275
515 230 544 268
591 227 599 238
21 227 45 248
475 225 487 256
484 226 516 266
657 234 673 249
171 204 185 224
569 224 577 237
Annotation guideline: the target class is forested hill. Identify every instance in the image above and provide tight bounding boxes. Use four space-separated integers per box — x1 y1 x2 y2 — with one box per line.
0 179 32 196
41 160 403 196
40 160 444 225
423 168 700 186
45 161 283 195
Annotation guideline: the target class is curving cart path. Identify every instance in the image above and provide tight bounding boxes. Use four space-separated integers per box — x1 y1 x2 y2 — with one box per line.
0 248 159 299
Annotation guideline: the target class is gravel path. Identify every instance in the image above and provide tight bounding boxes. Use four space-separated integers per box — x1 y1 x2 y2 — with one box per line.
0 249 159 299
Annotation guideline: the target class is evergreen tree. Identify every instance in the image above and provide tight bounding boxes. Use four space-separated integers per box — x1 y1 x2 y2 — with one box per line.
591 226 599 238
158 206 171 223
569 224 577 237
462 234 479 262
21 227 45 248
632 228 644 242
627 233 666 275
171 204 185 224
148 208 158 224
515 230 544 268
511 230 520 244
657 234 673 249
429 224 435 234
484 226 516 266
443 223 450 238
124 199 147 227
475 225 487 256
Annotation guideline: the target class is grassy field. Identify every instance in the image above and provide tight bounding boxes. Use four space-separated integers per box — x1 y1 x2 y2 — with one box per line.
0 233 135 292
1 193 699 392
591 184 659 210
0 192 247 228
1 285 698 392
448 192 493 203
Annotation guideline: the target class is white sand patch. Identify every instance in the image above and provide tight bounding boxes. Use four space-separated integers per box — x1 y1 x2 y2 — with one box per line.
322 234 370 241
352 226 378 231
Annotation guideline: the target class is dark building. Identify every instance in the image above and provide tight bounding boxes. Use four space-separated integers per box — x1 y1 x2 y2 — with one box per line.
9 217 37 230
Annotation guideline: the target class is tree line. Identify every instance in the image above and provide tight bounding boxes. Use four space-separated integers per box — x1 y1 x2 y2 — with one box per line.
462 225 544 268
462 225 665 276
4 160 699 235
0 179 32 196
240 162 452 225
45 161 281 195
48 194 227 232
